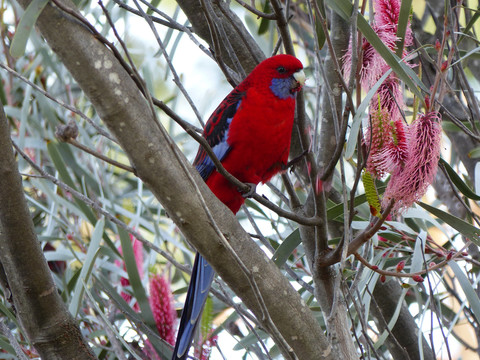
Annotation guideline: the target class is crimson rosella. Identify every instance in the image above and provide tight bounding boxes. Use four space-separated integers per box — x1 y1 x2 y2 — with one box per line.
172 54 305 359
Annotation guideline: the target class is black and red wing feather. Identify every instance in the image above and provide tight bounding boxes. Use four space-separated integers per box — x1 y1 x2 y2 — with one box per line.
193 89 245 180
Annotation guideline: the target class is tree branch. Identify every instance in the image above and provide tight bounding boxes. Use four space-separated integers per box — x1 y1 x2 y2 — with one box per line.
17 0 333 358
0 92 95 358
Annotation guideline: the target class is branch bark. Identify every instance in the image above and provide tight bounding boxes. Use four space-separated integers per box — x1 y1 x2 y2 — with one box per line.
16 0 333 358
303 9 358 359
372 280 435 360
0 93 96 358
176 0 264 73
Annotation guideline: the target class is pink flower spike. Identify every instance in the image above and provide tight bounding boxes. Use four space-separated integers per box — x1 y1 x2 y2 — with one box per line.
149 275 177 346
383 112 442 212
371 116 409 175
374 0 413 48
365 78 408 178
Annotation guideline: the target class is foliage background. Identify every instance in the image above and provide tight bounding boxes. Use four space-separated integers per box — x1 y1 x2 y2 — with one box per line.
1 0 480 359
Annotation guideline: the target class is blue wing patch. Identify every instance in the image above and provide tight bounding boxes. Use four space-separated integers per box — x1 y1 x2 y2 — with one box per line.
193 89 244 181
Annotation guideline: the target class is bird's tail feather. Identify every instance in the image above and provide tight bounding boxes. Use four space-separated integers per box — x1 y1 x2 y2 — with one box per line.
172 253 214 360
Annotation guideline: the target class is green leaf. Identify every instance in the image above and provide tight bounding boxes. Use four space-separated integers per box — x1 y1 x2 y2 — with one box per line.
468 147 480 159
258 1 272 35
200 296 214 339
118 227 156 328
82 283 144 360
440 158 480 200
395 0 412 57
0 299 26 340
233 328 269 350
47 142 96 223
451 45 480 67
314 0 326 49
147 0 162 15
244 198 269 218
450 261 480 324
408 231 426 285
69 218 105 317
10 0 49 58
419 202 480 246
0 338 15 356
457 5 480 45
272 229 301 266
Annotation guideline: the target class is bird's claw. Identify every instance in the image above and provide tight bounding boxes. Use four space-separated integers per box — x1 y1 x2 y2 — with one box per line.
285 149 309 171
241 183 257 198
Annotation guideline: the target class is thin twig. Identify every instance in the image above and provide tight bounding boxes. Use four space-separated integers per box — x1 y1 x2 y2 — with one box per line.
65 138 135 173
269 0 294 55
0 320 30 360
112 0 189 31
353 240 470 279
234 0 277 20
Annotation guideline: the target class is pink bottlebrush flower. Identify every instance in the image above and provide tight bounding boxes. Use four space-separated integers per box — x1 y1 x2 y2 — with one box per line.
343 0 412 90
361 30 400 90
375 0 401 29
383 112 442 212
365 105 393 178
374 0 413 48
115 234 144 312
343 33 393 91
369 117 409 176
364 81 408 178
149 274 177 346
376 75 405 122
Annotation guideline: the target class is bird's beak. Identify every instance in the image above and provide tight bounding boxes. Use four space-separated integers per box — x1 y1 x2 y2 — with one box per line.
291 69 306 93
293 69 306 87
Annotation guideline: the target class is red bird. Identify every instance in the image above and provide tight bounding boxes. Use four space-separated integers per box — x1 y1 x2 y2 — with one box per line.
172 54 305 359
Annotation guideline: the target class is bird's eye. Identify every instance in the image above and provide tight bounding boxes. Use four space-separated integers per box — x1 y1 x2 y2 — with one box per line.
277 66 286 74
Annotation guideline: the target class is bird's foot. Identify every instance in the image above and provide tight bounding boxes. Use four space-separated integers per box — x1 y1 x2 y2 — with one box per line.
285 149 309 171
241 183 257 198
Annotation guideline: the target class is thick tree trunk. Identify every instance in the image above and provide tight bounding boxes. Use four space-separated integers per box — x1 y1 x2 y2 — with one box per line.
0 100 96 358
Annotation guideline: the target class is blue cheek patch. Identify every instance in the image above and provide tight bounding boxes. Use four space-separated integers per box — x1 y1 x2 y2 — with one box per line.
270 77 295 100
